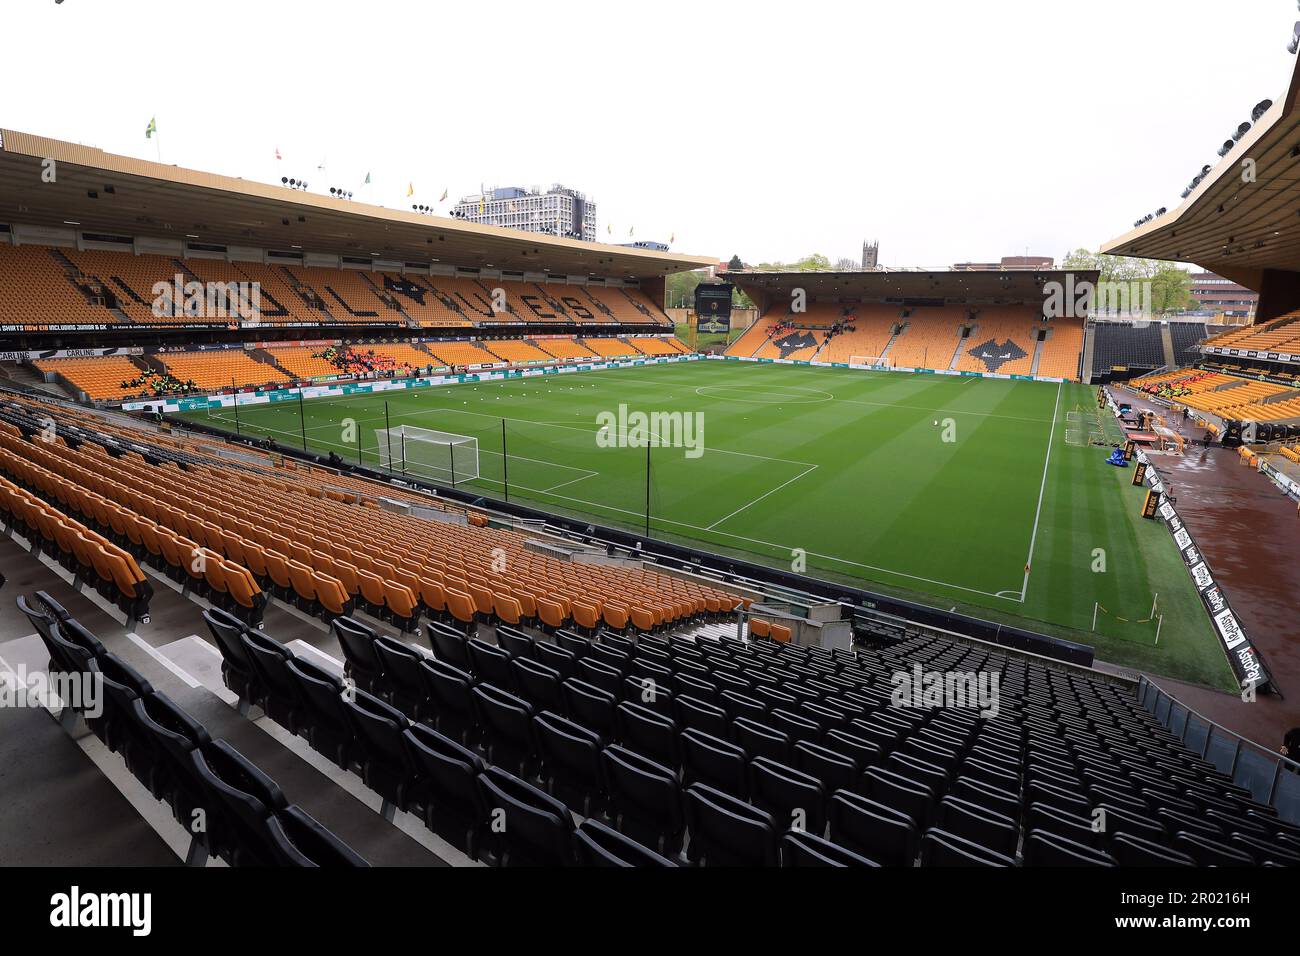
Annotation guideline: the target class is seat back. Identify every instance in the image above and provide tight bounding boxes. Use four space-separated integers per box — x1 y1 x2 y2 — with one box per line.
685 782 779 867
573 818 677 867
264 805 370 866
475 766 575 866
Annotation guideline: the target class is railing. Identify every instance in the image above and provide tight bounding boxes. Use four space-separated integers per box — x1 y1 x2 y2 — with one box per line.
1137 676 1299 824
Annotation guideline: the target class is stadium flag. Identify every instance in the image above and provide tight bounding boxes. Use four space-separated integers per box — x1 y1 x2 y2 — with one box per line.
629 226 634 237
145 116 157 139
275 147 282 160
669 232 675 244
439 187 448 202
607 224 612 235
407 182 414 197
364 171 371 184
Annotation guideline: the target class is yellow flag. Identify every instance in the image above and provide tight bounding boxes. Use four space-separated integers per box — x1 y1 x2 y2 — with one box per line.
407 183 414 197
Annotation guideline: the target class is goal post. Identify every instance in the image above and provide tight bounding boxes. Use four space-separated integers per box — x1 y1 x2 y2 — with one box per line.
372 426 479 486
849 355 894 369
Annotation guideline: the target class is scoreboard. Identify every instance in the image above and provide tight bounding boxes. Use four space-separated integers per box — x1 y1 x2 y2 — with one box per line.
694 283 733 333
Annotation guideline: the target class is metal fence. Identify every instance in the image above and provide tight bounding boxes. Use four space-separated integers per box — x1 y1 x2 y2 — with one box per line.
1137 676 1300 824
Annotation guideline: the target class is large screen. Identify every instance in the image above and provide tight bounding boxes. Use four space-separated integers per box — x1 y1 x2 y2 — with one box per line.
694 283 733 333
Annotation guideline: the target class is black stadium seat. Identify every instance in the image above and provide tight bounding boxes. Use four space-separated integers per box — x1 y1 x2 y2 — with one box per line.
263 805 370 867
685 782 780 867
401 722 486 859
600 744 686 857
781 830 880 867
573 819 678 867
476 766 575 867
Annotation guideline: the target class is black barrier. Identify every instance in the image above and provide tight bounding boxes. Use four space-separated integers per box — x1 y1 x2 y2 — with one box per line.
1137 451 1271 692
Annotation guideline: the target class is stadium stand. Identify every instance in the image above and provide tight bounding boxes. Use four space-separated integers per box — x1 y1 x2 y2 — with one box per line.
628 337 686 356
484 339 556 364
581 338 641 360
955 308 1037 376
888 309 966 371
1036 319 1084 380
0 393 744 638
1202 311 1300 353
33 356 149 401
819 306 898 365
1169 322 1208 366
536 338 598 360
156 350 287 391
1088 322 1164 376
0 244 133 328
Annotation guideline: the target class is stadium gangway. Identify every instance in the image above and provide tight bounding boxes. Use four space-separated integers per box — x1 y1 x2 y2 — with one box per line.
1138 675 1300 824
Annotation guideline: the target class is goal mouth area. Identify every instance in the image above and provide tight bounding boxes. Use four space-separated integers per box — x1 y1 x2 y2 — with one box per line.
849 355 895 368
372 426 480 485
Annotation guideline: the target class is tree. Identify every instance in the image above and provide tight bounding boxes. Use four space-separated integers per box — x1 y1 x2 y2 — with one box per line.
727 254 744 271
665 269 705 310
1150 263 1193 314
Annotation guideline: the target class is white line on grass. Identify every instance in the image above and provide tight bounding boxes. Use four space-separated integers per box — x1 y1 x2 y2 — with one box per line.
704 464 819 530
1016 380 1063 602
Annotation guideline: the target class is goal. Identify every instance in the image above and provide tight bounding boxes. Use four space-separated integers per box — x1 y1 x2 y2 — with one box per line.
849 355 894 369
373 426 479 486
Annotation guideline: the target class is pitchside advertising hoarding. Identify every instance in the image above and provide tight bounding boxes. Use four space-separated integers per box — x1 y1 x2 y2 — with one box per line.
1138 451 1271 692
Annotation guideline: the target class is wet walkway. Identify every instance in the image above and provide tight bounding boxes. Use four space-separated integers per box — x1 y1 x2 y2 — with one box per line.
1116 388 1300 752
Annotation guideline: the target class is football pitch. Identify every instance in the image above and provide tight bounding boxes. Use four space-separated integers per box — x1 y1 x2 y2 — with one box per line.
180 360 1234 689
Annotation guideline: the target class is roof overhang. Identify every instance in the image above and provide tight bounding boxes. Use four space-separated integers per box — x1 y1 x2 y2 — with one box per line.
1101 54 1300 288
0 129 714 280
722 269 1098 307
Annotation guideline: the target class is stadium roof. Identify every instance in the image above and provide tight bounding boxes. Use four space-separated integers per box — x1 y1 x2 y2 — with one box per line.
1101 54 1300 288
0 129 713 280
722 268 1098 305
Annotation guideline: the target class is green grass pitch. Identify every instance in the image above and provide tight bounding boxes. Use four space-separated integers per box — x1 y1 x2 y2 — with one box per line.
180 360 1235 689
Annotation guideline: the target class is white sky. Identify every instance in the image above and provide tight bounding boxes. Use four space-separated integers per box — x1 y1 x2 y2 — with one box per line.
3 0 1297 268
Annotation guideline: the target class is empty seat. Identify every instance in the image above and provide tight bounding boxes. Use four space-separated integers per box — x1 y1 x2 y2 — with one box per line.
401 722 486 859
262 805 371 867
341 689 411 814
920 828 1016 867
600 744 686 857
475 766 575 867
534 710 604 816
749 756 828 836
681 728 749 798
1023 829 1116 866
471 683 537 775
781 830 880 867
573 818 678 867
286 656 354 767
827 790 919 866
685 782 779 867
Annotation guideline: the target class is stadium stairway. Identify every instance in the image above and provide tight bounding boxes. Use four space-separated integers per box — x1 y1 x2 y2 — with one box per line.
946 325 971 370
1029 331 1045 377
250 348 293 378
1081 326 1097 383
1159 324 1176 370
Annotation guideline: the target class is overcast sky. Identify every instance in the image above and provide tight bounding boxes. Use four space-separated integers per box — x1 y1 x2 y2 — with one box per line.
4 0 1297 268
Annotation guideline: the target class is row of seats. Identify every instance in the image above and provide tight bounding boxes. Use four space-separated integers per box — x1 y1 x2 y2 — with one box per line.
0 457 153 624
223 601 1300 865
207 609 879 865
1203 311 1300 354
18 591 368 866
0 396 742 640
0 242 672 329
22 335 693 402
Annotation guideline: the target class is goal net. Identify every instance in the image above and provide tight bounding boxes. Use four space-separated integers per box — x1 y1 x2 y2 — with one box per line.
849 355 894 369
373 426 479 485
